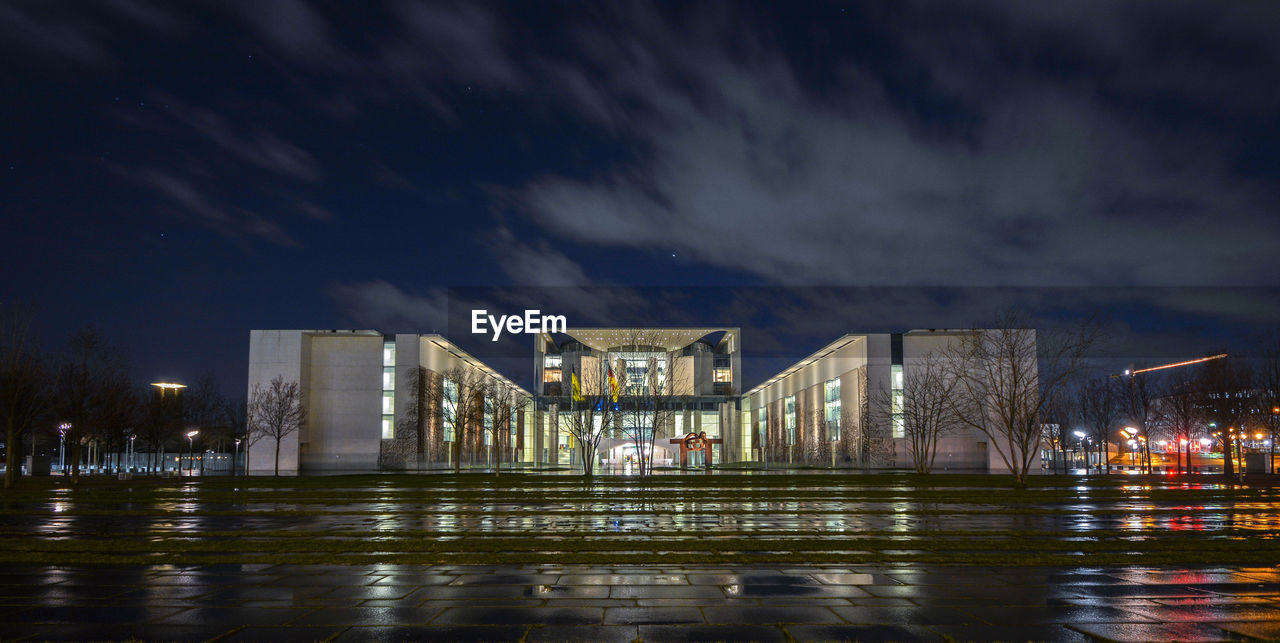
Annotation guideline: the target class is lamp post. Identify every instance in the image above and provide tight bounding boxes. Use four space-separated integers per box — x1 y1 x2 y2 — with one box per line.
1072 431 1086 473
57 423 70 474
233 438 242 477
186 430 199 476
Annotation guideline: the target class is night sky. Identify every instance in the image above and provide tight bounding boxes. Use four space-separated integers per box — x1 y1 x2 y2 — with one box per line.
4 1 1280 396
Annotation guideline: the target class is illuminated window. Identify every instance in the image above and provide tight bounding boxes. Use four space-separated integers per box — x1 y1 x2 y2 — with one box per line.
544 355 562 368
758 407 767 447
785 395 796 443
443 378 457 442
543 368 561 383
713 368 731 383
891 365 904 438
701 410 719 437
824 378 841 441
381 340 395 438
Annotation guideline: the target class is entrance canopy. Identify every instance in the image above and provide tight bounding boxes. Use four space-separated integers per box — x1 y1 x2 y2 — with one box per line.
565 328 737 353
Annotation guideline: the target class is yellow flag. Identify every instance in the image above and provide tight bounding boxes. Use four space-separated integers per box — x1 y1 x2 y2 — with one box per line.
571 372 584 402
608 366 619 403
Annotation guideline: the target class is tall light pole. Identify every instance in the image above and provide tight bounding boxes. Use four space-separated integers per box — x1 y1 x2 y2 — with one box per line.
57 423 70 473
233 438 242 477
151 382 187 475
186 430 199 476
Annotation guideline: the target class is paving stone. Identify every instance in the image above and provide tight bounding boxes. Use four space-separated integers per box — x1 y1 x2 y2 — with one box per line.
17 623 217 642
558 574 688 585
1218 621 1280 640
526 624 639 642
219 625 348 642
830 605 976 625
156 606 318 626
1068 621 1243 642
449 574 559 585
335 625 528 642
602 606 705 624
290 606 443 626
408 584 530 600
928 624 1088 642
1125 605 1280 623
637 624 787 642
786 623 936 642
609 585 726 599
9 605 184 625
432 606 604 626
525 584 611 599
369 574 456 585
702 606 841 624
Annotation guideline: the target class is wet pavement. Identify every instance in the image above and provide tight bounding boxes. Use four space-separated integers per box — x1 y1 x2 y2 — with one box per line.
3 563 1280 642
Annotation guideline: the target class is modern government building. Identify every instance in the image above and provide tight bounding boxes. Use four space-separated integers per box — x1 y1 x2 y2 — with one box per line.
246 327 1033 475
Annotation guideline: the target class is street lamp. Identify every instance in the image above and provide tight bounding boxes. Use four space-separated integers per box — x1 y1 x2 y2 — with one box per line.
186 430 199 475
1073 431 1086 471
57 423 70 473
233 438 242 477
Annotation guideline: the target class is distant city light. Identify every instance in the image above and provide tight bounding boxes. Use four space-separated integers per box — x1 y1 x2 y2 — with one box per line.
151 382 187 390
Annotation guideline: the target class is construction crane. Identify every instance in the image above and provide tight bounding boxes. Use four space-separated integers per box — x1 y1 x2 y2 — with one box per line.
1113 353 1227 476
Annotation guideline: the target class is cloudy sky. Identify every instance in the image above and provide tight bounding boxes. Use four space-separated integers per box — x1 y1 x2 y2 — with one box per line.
3 1 1279 392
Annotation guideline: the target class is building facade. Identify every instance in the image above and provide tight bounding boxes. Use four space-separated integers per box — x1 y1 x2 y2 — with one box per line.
247 327 1034 474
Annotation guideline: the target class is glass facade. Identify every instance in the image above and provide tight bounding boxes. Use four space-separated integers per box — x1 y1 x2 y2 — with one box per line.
785 395 796 443
891 365 904 438
443 378 457 442
824 377 841 441
381 340 395 439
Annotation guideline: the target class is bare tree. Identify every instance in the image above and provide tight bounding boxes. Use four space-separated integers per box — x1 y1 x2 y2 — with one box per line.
1258 334 1280 473
1073 376 1121 474
613 332 689 477
142 385 183 474
1197 356 1253 479
484 378 529 476
875 351 960 474
557 357 612 477
1 309 49 488
437 366 487 474
946 315 1097 488
54 327 133 484
185 375 228 452
1152 368 1205 475
222 397 247 475
248 375 305 476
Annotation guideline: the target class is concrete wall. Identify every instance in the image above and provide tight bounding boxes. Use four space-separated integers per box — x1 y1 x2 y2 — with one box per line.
300 333 383 472
246 330 306 475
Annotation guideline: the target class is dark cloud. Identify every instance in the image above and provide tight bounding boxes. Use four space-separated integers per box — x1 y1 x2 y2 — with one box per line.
130 169 296 246
508 3 1280 288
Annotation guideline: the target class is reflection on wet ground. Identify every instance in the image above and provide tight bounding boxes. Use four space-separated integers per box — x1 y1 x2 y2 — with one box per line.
2 563 1279 642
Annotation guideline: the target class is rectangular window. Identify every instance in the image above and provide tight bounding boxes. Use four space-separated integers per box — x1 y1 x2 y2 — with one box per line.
443 378 457 442
824 378 841 441
544 354 562 368
713 368 731 383
758 407 767 449
701 410 719 437
741 409 751 460
785 395 796 443
543 368 561 383
891 364 904 438
382 341 395 438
